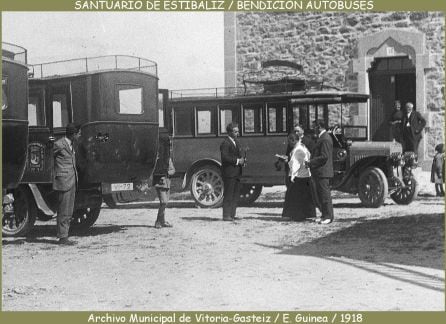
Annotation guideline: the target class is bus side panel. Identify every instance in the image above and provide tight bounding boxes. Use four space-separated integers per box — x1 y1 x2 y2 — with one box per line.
2 59 29 188
172 136 286 186
2 120 28 188
77 122 158 185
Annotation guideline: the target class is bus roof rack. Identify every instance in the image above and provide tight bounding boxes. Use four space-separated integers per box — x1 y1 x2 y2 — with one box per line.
29 55 157 79
2 42 27 64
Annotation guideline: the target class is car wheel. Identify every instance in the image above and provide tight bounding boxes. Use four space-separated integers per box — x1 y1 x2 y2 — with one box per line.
190 165 224 208
358 167 388 208
2 185 37 237
70 206 101 232
239 184 262 206
390 176 418 205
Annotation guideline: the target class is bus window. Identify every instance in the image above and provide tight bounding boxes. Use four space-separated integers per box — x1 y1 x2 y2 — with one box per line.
28 94 45 126
219 104 240 134
292 104 308 129
2 77 8 111
174 106 194 136
117 85 143 115
52 94 69 128
158 92 164 127
243 103 263 134
267 102 287 133
196 106 216 135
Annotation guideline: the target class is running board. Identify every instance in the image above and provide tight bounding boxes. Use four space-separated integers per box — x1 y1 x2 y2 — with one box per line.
28 184 55 216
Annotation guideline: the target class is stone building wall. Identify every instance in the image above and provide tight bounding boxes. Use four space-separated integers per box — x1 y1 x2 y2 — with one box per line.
226 12 444 160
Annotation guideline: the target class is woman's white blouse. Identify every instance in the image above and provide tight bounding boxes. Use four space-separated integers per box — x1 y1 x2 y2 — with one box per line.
288 142 311 180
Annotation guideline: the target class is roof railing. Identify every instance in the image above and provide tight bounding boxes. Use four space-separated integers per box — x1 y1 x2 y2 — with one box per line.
29 55 157 79
2 42 27 64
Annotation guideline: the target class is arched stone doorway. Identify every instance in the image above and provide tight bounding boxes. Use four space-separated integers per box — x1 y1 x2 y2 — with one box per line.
368 56 416 141
353 29 433 162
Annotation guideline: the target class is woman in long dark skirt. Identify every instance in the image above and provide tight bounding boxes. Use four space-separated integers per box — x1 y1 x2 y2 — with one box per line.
282 131 316 221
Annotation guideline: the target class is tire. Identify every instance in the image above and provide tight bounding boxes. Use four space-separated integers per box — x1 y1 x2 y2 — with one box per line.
103 194 117 208
391 176 418 205
358 167 388 208
239 184 262 206
2 186 37 237
190 165 224 208
70 206 101 232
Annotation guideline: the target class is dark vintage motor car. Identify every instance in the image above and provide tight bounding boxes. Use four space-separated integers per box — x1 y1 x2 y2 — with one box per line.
2 55 166 237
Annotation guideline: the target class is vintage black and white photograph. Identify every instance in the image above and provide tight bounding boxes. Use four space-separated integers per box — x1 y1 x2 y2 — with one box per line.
2 11 445 311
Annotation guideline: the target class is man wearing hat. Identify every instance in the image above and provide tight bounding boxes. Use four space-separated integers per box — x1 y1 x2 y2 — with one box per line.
53 123 81 245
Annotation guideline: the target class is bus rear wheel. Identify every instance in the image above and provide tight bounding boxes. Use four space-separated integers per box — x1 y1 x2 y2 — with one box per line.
70 206 101 232
239 184 262 206
190 165 224 208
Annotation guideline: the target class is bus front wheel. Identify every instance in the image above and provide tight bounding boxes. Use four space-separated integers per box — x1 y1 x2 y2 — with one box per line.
190 165 224 208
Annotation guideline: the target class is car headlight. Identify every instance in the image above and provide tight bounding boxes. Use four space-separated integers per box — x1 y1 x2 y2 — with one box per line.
403 152 418 169
390 152 403 167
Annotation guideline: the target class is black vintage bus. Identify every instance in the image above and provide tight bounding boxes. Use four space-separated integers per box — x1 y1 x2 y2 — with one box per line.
3 55 162 236
2 42 30 232
2 43 29 191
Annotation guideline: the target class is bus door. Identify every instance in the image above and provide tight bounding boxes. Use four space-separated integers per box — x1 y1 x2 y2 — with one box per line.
22 82 72 183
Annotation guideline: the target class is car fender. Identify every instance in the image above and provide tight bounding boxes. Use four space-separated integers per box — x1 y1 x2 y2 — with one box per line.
182 159 222 189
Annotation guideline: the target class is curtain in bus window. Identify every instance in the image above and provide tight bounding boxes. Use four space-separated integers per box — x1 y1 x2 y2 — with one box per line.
219 105 240 134
52 94 69 128
174 106 194 136
158 92 164 127
267 103 287 133
243 104 263 133
28 95 46 126
197 107 215 135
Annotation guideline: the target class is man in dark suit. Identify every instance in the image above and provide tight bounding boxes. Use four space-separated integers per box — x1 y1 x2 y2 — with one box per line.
401 102 426 155
305 120 334 225
220 122 245 221
53 123 81 245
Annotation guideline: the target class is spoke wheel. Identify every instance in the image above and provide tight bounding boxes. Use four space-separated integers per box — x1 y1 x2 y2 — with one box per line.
2 186 36 237
70 206 101 232
391 176 418 205
190 165 224 208
239 184 262 206
358 167 388 208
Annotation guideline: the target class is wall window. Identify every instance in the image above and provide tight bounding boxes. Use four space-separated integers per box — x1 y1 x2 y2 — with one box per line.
174 106 194 136
28 95 45 126
117 85 143 114
219 104 240 134
243 103 263 134
267 102 287 133
196 106 215 135
52 93 69 128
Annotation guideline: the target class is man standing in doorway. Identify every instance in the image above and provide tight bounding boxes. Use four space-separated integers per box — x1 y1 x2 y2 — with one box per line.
305 120 334 225
220 122 245 221
53 123 81 245
401 102 426 154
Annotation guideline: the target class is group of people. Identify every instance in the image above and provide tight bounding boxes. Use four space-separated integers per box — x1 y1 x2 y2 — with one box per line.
220 121 335 225
390 101 426 154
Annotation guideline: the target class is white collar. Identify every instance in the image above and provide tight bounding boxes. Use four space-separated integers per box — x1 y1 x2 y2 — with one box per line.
64 136 72 147
319 129 327 138
227 136 236 146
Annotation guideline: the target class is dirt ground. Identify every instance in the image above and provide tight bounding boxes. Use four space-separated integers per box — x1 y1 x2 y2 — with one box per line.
2 171 444 311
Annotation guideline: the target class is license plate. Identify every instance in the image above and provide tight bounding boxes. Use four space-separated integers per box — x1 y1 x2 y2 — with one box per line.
111 183 133 192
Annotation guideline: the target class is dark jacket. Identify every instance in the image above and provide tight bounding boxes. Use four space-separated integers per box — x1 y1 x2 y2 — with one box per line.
402 111 426 140
220 137 242 178
307 131 334 178
53 137 77 191
154 158 175 189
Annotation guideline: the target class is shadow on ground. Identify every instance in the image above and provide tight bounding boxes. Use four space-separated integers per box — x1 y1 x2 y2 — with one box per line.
257 213 444 291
